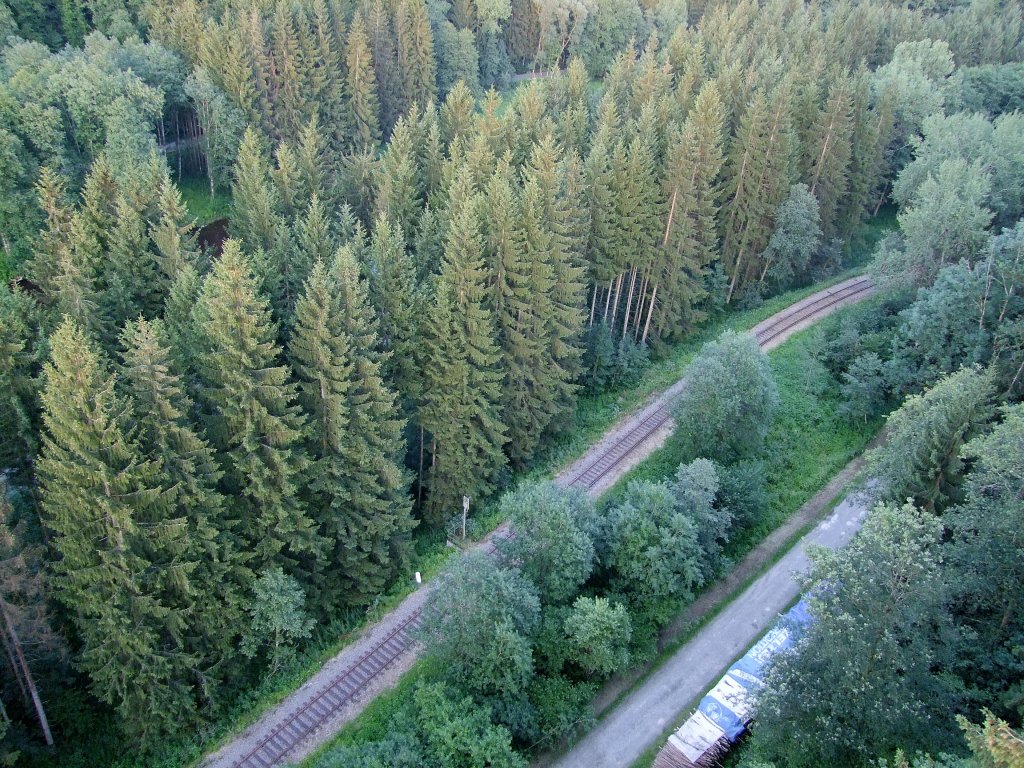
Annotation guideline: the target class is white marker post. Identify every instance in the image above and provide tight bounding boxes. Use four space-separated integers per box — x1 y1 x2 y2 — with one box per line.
462 495 470 540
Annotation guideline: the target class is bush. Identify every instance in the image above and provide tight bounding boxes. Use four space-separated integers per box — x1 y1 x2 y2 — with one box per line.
527 675 597 750
674 330 779 463
563 596 632 677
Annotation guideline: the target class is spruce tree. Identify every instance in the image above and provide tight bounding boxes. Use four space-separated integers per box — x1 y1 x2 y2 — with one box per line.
344 14 382 150
395 0 436 112
119 318 242 676
0 286 42 478
191 240 322 577
149 169 201 280
500 178 561 466
721 84 794 303
420 176 507 524
38 319 197 745
366 213 423 409
232 127 284 256
807 76 854 240
375 116 422 243
655 82 726 343
290 254 414 606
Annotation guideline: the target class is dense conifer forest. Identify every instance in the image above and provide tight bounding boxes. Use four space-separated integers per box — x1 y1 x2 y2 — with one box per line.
1 0 1024 764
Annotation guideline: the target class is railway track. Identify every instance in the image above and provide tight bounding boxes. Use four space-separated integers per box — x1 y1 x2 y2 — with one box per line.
222 274 873 768
559 275 874 493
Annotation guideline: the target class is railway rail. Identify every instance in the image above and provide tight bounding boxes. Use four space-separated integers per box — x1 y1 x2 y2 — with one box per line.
222 274 873 768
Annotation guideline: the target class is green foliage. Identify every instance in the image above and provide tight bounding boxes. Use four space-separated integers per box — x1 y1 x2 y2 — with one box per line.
191 239 322 576
888 263 993 395
759 183 822 292
419 552 539 698
241 568 316 675
38 319 199 746
291 253 415 608
673 330 779 464
867 366 995 513
751 502 960 767
499 482 595 604
604 479 704 625
563 596 631 677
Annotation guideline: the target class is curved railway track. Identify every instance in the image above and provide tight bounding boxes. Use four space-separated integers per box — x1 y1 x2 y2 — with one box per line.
222 274 873 768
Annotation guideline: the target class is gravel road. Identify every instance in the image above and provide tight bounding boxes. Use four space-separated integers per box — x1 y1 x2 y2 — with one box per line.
551 489 872 768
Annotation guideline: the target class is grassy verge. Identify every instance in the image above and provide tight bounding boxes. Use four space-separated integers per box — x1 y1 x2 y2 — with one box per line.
173 171 232 226
304 295 886 768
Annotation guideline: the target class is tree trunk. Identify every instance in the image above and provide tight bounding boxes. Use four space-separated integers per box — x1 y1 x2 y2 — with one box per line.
642 281 658 345
0 597 53 746
610 272 624 328
603 277 614 321
589 283 599 327
417 426 425 508
634 267 651 340
621 267 638 339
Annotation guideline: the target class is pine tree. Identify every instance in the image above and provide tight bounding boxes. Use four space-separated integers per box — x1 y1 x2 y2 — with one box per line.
99 194 163 333
395 0 436 112
420 176 507 524
375 116 422 243
271 1 310 139
0 286 42 478
721 84 795 303
119 318 242 680
806 76 854 240
163 264 203 379
149 169 201 280
344 14 382 150
38 319 198 745
232 127 284 256
309 0 350 152
523 136 587 415
191 240 322 577
654 82 726 343
500 178 561 466
366 213 423 407
290 254 414 607
363 0 403 134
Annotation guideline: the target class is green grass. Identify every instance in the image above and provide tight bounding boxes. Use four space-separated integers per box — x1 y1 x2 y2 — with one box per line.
174 172 232 226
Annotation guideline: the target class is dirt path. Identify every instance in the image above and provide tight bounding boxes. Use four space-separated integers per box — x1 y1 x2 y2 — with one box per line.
200 278 872 768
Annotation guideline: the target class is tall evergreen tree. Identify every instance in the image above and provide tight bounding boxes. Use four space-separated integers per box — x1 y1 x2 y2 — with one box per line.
654 82 726 344
191 240 322 578
345 14 382 150
290 253 415 607
395 0 437 111
807 76 854 240
420 176 507 524
119 318 242 684
38 319 198 745
721 84 794 303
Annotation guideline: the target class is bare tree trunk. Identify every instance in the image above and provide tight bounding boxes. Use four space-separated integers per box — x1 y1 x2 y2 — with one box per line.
726 260 741 304
0 614 27 704
610 272 624 328
642 281 659 345
1008 354 1024 397
603 277 614 321
621 267 638 339
417 426 425 508
634 267 651 341
980 250 994 329
175 111 183 179
0 597 52 746
872 180 889 216
588 283 599 327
